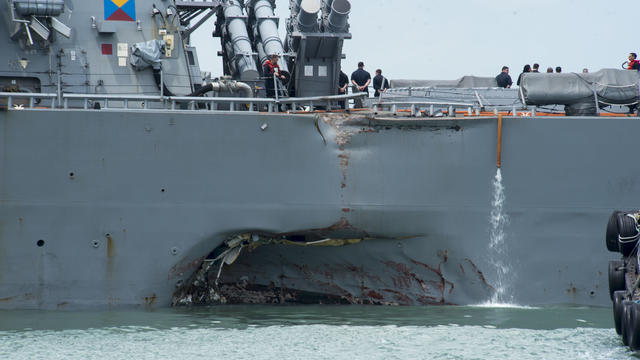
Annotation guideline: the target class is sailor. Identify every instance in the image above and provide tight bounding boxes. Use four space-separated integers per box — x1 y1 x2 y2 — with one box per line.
532 63 540 73
338 70 349 109
263 54 285 98
546 67 554 73
373 69 390 98
555 66 562 73
517 64 531 87
495 66 512 88
627 53 640 71
351 61 371 108
628 53 640 113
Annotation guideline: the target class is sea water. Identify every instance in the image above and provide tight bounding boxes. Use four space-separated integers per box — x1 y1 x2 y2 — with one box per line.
0 305 630 359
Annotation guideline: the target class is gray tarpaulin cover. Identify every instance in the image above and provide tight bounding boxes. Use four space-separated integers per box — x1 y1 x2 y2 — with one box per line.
521 69 640 106
13 0 64 16
391 76 498 88
129 40 166 71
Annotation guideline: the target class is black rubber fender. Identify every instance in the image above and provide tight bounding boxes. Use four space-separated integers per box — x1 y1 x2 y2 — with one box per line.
609 260 626 300
614 290 627 335
617 214 639 257
622 300 634 346
606 211 620 252
630 302 640 351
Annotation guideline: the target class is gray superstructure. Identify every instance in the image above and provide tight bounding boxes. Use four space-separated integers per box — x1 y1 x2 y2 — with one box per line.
0 0 638 309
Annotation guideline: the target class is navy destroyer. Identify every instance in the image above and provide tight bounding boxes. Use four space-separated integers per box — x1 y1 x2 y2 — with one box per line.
1 0 639 309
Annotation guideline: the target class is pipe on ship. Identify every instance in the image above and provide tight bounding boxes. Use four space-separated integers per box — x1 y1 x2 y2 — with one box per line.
251 0 289 73
326 0 350 32
13 0 64 17
222 0 259 81
296 0 321 32
192 79 253 98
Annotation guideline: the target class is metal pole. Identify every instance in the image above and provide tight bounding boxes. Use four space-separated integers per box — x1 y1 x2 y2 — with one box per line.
496 114 503 168
593 84 600 115
57 68 62 108
274 72 279 103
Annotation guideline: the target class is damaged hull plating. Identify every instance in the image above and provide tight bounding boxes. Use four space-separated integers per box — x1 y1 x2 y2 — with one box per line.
0 108 633 308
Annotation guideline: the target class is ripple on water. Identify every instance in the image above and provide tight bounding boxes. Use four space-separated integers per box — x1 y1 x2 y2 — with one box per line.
0 325 632 360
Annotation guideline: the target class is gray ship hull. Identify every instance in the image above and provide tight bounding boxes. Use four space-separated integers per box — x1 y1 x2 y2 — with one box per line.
0 108 629 308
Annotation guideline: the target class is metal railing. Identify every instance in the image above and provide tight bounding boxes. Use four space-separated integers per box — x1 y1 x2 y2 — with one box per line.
0 92 58 109
372 100 476 117
0 91 367 113
379 87 523 113
374 88 557 117
62 93 277 112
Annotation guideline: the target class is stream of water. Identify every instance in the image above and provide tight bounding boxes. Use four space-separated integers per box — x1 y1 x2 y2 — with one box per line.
488 168 514 305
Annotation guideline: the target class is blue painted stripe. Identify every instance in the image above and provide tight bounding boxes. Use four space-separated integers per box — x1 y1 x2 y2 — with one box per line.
103 0 118 20
120 0 137 21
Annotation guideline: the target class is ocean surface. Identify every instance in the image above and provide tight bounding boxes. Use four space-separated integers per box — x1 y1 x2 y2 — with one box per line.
0 304 633 359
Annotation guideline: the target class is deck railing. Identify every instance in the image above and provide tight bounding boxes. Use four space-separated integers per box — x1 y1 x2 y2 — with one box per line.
0 92 367 113
0 92 58 109
1 91 636 117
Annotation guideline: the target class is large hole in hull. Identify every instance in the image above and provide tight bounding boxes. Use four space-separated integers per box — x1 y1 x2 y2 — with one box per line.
171 227 495 306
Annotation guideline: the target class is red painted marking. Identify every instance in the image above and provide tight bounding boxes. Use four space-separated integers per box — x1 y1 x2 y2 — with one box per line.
101 44 113 55
106 8 134 21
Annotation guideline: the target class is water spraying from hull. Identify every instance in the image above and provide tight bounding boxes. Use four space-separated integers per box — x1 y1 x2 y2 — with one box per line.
487 168 514 305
